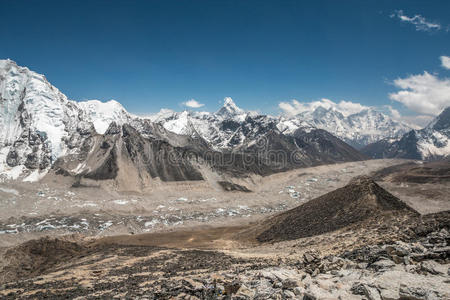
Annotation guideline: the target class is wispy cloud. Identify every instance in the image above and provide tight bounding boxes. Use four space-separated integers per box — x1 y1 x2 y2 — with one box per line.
440 56 450 70
182 99 204 108
391 10 442 32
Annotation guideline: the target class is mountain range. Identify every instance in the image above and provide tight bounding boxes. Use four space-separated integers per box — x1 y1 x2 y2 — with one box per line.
362 107 450 160
149 98 411 150
1 59 449 187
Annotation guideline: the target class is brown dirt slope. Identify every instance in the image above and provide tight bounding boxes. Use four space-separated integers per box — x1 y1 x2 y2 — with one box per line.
255 176 418 242
0 237 87 284
371 159 450 183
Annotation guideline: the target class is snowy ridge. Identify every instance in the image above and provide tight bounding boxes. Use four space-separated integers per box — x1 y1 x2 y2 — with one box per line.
0 59 133 181
294 107 411 149
151 99 411 151
0 59 85 181
416 107 450 159
78 99 131 134
362 107 450 160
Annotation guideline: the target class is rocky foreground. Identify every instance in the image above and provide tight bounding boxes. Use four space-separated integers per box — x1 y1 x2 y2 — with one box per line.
0 210 448 299
0 171 449 299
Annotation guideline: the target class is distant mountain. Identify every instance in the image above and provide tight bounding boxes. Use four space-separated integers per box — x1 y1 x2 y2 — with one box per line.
0 59 365 185
362 107 450 160
293 106 411 149
151 99 411 151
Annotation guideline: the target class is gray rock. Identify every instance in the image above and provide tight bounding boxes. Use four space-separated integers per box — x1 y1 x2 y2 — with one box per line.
304 253 316 263
362 284 382 300
293 286 305 296
378 287 399 300
235 284 256 299
273 281 283 289
282 278 299 289
283 290 296 298
6 150 19 167
371 259 396 271
399 284 440 300
420 260 446 275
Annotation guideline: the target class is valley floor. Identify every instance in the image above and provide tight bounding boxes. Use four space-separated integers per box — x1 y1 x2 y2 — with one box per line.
1 159 436 247
0 159 449 299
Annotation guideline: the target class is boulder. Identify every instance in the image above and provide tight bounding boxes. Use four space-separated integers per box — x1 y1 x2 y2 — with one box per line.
371 259 396 271
235 284 256 299
420 261 447 275
399 284 441 300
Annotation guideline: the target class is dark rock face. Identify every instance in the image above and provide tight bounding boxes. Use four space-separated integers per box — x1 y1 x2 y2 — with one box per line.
120 124 204 181
54 123 205 183
83 146 118 180
6 150 18 167
293 129 368 163
54 121 367 185
238 128 366 174
218 181 252 192
432 107 450 131
24 153 39 169
256 176 418 242
362 130 421 159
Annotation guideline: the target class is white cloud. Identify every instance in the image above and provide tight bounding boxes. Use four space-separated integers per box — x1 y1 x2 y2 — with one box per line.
440 56 450 69
391 10 441 32
182 99 204 108
385 105 401 120
278 98 369 117
384 105 431 129
399 115 434 129
389 71 450 116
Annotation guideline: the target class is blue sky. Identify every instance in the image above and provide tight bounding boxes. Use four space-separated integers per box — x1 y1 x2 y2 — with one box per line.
1 0 449 122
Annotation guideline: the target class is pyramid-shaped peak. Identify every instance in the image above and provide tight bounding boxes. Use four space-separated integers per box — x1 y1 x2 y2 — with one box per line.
431 106 450 131
217 97 244 117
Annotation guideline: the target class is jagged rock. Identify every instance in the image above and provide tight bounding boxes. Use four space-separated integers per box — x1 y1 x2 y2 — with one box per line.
259 268 300 283
391 255 404 264
385 241 411 257
371 259 396 271
181 278 204 291
420 261 446 275
224 280 241 296
303 252 317 264
399 284 441 300
235 284 256 299
283 290 296 298
6 150 19 167
24 153 39 169
293 286 305 296
282 278 299 289
378 287 399 300
362 284 382 300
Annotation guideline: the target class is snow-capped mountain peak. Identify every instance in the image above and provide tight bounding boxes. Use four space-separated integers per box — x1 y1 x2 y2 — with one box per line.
216 97 245 119
0 59 95 181
362 106 450 160
294 105 411 149
428 107 450 132
77 99 131 134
